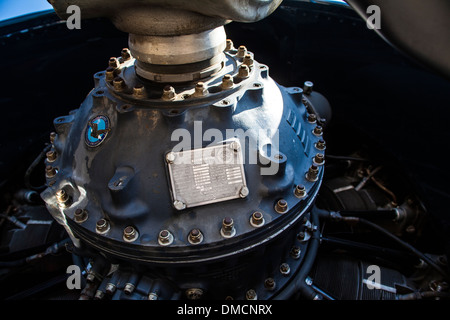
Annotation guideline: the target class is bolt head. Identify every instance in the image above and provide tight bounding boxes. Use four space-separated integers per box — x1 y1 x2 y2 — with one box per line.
188 228 203 245
74 208 88 223
166 152 176 164
275 199 288 213
294 184 307 198
250 211 265 227
245 289 257 300
239 186 249 198
158 229 173 246
96 219 110 234
303 81 314 95
123 226 138 242
173 200 186 210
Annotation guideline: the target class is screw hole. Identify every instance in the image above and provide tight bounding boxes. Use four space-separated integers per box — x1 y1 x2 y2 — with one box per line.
253 83 262 88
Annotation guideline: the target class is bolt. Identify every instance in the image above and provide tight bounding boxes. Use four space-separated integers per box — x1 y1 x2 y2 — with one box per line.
290 246 301 259
86 271 96 282
96 218 110 234
113 77 126 92
297 231 306 241
165 152 176 164
193 82 208 97
230 140 240 152
307 113 317 123
108 57 119 68
105 67 115 81
280 263 291 276
313 125 323 136
245 289 257 300
158 229 173 246
162 85 176 100
225 39 234 51
237 64 250 78
236 45 247 58
148 292 158 300
46 150 57 162
186 288 204 300
123 226 138 242
188 228 203 245
105 283 116 295
314 153 325 165
74 208 88 223
239 186 249 198
275 199 288 214
133 84 146 98
45 165 57 178
121 48 131 61
316 139 326 150
56 189 69 204
243 54 254 67
94 290 105 300
264 278 276 290
294 184 306 198
124 283 135 295
221 217 236 238
173 200 186 211
221 74 234 90
303 81 314 95
250 211 265 227
306 164 319 181
49 132 57 144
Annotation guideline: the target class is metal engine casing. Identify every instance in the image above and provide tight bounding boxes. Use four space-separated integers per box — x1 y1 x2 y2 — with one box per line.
41 46 328 299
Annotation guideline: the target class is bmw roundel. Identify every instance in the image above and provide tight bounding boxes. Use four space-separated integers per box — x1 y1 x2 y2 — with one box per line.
85 115 111 147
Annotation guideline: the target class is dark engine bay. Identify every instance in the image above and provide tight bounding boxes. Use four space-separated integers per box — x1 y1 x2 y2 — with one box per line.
0 0 449 302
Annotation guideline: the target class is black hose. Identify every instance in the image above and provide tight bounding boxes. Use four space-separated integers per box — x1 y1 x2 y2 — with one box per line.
339 209 398 220
318 210 450 280
24 144 51 191
397 291 450 300
273 206 321 300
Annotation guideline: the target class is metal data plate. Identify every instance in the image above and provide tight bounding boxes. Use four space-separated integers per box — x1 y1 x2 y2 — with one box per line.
166 140 248 210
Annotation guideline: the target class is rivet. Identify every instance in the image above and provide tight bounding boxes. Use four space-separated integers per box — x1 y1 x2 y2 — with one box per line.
188 228 203 245
250 211 265 227
123 226 138 242
275 199 288 214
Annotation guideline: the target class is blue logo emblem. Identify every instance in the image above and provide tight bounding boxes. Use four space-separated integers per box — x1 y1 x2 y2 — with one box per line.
85 115 110 147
